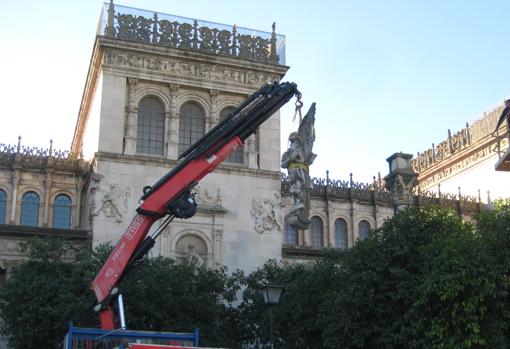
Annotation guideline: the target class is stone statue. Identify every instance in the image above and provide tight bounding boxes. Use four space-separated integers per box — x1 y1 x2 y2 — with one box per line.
185 244 204 268
281 103 317 229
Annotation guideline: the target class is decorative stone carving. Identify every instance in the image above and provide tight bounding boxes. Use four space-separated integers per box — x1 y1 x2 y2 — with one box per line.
175 233 208 266
384 153 418 211
108 5 281 64
412 105 503 173
281 103 316 229
193 186 221 206
418 141 498 190
103 51 277 88
250 192 282 234
185 245 204 267
90 183 131 223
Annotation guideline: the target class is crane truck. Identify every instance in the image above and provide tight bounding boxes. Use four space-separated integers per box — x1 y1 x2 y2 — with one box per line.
64 81 301 348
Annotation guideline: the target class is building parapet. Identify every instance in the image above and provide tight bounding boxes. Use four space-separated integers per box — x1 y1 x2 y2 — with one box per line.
98 1 285 65
412 104 504 173
281 173 393 205
0 138 88 173
282 173 487 216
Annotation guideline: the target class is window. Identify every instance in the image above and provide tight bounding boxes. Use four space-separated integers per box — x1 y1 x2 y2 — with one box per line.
334 218 348 250
179 102 205 156
284 219 298 245
137 97 165 155
358 220 371 240
53 194 72 229
0 189 6 224
220 107 244 164
310 216 324 247
20 191 39 227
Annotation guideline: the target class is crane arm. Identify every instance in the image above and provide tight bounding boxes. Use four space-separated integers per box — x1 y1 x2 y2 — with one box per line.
89 81 299 329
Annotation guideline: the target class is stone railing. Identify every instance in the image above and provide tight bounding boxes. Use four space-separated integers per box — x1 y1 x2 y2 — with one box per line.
98 1 285 65
0 138 87 172
412 104 503 173
281 173 487 216
281 173 392 205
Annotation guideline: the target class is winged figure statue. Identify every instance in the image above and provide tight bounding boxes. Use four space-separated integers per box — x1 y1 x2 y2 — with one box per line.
281 103 317 230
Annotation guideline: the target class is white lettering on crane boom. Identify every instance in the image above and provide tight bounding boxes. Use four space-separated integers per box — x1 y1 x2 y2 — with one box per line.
124 215 145 240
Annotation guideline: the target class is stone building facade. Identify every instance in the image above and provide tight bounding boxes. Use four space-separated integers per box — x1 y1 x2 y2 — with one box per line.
0 1 496 278
412 101 510 200
0 140 90 279
71 2 290 273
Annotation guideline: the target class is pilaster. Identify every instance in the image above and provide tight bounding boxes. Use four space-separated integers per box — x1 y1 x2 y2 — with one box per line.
167 84 180 159
10 170 19 224
212 229 223 266
43 171 53 226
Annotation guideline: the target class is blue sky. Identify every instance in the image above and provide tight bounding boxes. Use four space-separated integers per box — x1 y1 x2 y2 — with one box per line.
1 0 508 183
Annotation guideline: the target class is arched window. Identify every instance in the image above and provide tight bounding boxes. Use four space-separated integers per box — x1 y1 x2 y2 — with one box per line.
334 218 348 250
20 191 40 227
310 216 324 247
53 194 72 229
220 107 244 164
284 219 298 245
358 220 371 240
179 102 205 156
137 97 165 155
0 189 6 224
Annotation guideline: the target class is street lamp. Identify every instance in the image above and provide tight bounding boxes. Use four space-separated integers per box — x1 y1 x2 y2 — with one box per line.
260 284 284 349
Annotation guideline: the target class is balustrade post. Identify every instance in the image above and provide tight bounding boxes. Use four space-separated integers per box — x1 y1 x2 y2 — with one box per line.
231 25 237 57
192 20 199 50
152 13 159 44
269 23 279 63
105 0 116 37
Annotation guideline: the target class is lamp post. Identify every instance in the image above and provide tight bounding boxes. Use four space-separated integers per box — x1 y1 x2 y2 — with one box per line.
260 284 283 349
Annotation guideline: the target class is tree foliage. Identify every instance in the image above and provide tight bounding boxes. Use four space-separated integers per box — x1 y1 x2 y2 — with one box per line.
0 240 241 349
2 204 510 348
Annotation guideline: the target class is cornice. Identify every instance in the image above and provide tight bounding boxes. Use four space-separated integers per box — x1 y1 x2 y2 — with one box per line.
418 133 503 190
93 151 282 180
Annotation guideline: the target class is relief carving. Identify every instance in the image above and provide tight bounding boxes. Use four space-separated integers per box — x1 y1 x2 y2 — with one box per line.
193 185 221 206
419 142 495 190
104 51 276 87
90 183 131 223
250 192 283 234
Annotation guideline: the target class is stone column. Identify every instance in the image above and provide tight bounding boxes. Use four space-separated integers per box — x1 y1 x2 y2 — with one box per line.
167 84 180 159
209 90 220 129
124 78 139 155
212 229 223 266
75 178 83 229
247 134 258 169
384 152 418 212
10 170 20 224
43 171 53 226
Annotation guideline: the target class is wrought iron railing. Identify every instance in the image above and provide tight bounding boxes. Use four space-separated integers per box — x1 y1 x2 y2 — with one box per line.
97 1 286 65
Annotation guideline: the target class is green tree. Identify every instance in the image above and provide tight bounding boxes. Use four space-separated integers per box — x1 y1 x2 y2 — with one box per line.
236 252 343 348
0 238 97 349
321 206 510 349
0 239 242 349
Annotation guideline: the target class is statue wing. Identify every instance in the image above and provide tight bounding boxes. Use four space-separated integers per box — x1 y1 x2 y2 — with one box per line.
298 102 317 165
